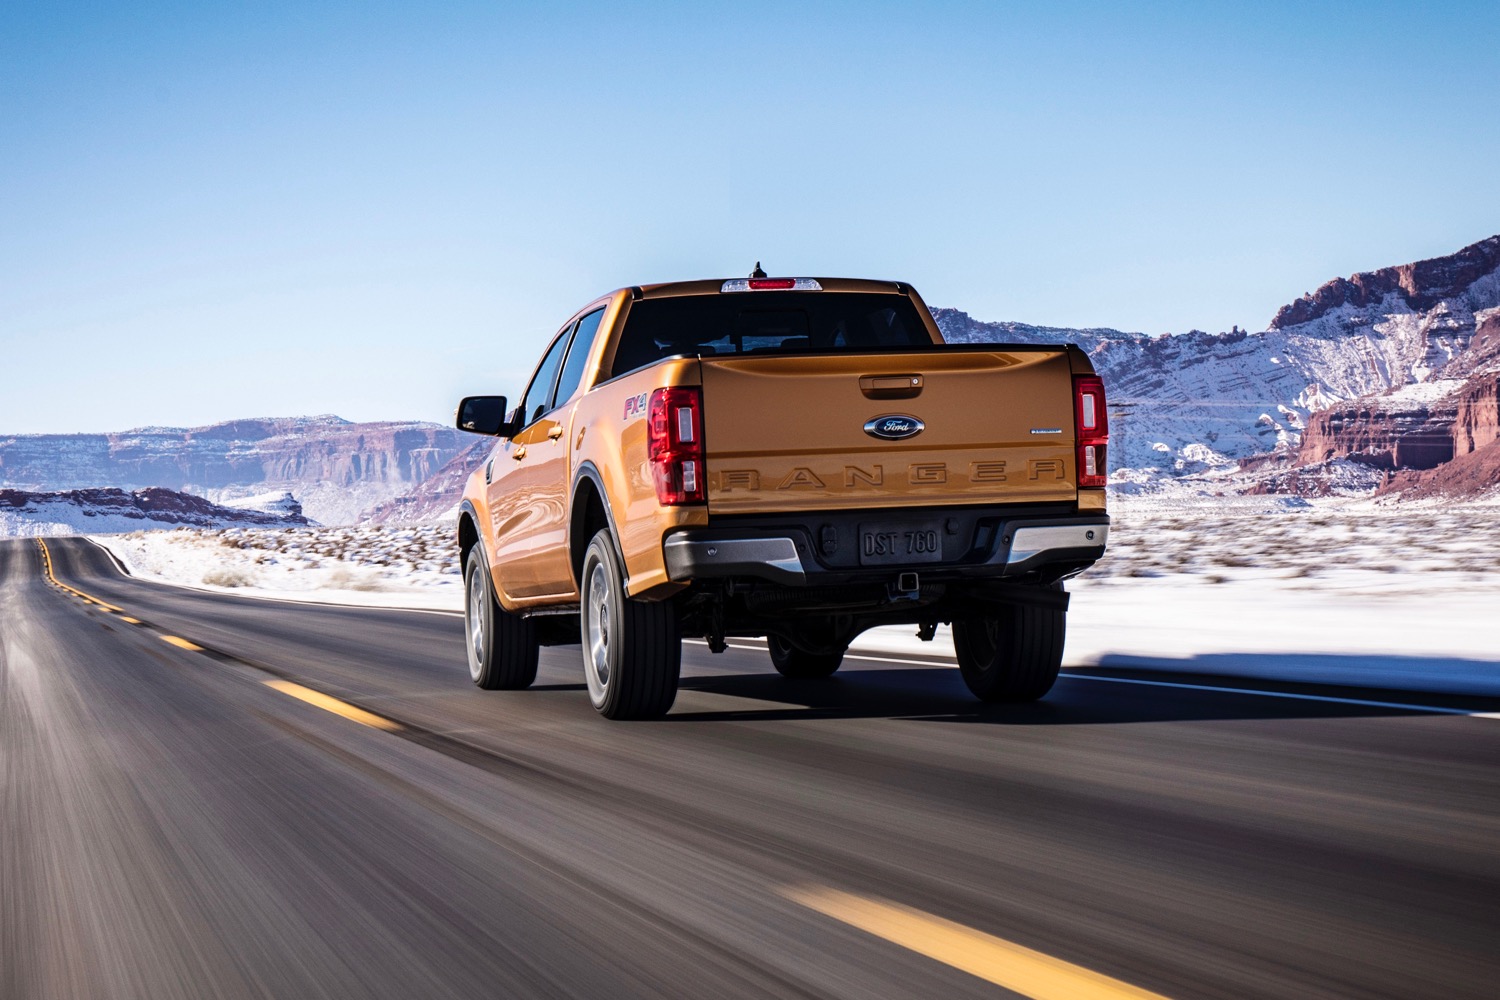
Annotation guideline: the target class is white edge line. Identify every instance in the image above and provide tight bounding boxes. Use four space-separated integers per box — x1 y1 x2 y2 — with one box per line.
90 538 134 576
1063 672 1483 717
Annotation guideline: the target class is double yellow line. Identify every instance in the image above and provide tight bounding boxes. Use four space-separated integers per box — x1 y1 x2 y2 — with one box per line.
37 538 126 613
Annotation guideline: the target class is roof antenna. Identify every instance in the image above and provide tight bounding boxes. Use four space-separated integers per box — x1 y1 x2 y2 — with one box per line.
749 261 767 279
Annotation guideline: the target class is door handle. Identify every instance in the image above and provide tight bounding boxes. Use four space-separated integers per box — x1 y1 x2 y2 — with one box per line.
512 446 527 461
547 425 564 440
860 374 923 399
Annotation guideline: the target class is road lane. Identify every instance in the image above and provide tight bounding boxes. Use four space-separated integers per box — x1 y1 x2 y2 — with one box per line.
5 536 1500 999
6 541 824 998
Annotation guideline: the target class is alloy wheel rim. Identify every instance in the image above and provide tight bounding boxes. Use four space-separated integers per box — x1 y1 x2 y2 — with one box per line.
586 560 611 693
467 568 485 678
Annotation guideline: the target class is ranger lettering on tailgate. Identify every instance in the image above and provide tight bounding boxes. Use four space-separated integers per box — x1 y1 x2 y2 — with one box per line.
714 459 1069 490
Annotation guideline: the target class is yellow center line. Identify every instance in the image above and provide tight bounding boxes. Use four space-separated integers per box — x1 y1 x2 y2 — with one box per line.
35 539 125 611
780 886 1173 1000
120 616 142 625
161 635 204 651
264 680 402 731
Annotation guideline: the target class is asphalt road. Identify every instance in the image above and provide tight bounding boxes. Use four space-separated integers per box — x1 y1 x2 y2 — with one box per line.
3 536 1498 1000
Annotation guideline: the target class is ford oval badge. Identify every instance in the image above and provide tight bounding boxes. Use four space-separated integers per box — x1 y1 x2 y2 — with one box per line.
864 414 925 440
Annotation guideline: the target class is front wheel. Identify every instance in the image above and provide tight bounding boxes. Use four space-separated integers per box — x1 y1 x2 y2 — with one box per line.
579 530 681 719
464 545 538 690
767 635 845 679
952 601 1064 702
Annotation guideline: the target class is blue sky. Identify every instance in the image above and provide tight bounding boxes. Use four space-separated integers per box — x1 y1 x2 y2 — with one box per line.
3 1 1497 434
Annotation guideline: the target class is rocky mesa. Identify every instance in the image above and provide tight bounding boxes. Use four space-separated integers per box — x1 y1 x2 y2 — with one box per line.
0 415 470 525
1281 273 1500 498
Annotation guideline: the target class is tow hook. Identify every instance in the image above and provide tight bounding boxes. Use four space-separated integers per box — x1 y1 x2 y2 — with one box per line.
888 572 920 602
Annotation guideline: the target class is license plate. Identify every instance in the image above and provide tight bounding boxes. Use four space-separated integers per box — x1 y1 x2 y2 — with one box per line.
858 521 944 566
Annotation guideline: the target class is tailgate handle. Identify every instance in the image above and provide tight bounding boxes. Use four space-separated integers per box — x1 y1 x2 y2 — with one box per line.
860 374 923 399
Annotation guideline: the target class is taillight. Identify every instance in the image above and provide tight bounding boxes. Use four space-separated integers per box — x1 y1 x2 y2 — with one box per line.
648 387 705 505
1073 375 1109 489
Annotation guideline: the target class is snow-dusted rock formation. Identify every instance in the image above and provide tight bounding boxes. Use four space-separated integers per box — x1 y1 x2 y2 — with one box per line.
937 234 1500 497
0 487 311 536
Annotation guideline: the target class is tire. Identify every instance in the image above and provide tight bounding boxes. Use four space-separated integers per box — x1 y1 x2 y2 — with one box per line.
579 529 681 719
767 635 844 679
464 545 538 690
952 600 1065 702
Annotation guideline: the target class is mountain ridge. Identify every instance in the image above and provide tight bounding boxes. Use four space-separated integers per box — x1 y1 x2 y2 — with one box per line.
1271 235 1500 329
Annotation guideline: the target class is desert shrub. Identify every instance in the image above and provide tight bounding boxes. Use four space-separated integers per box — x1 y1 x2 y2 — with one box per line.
327 567 384 592
203 566 256 587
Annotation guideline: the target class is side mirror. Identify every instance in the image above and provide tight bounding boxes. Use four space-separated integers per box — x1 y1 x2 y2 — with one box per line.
455 395 514 437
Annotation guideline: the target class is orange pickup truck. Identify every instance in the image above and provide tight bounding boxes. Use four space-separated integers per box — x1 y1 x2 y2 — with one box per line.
455 272 1109 719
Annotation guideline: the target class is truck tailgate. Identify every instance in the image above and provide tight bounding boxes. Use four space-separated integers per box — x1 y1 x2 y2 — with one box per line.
699 348 1078 514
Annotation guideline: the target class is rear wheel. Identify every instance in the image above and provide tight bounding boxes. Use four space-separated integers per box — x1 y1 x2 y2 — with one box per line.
580 530 681 719
767 635 845 679
464 545 538 690
952 601 1064 702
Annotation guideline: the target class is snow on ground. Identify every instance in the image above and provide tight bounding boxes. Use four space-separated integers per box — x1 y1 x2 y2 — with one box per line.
95 524 462 611
1374 378 1467 406
90 496 1500 695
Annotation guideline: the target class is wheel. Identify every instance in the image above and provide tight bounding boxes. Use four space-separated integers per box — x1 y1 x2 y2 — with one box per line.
952 600 1065 702
579 529 681 719
464 545 538 690
767 635 845 679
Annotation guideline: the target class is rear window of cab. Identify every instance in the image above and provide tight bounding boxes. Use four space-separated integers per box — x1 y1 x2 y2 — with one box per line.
609 292 934 378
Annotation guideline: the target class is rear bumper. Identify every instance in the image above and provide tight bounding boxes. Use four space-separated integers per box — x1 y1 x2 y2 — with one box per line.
662 508 1108 587
663 536 811 585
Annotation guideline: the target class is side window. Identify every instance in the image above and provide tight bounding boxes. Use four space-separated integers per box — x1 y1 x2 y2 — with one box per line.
551 309 606 409
517 325 573 428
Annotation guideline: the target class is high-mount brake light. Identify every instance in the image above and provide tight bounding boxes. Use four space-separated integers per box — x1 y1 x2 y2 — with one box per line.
1073 375 1109 489
648 387 705 505
720 277 823 293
